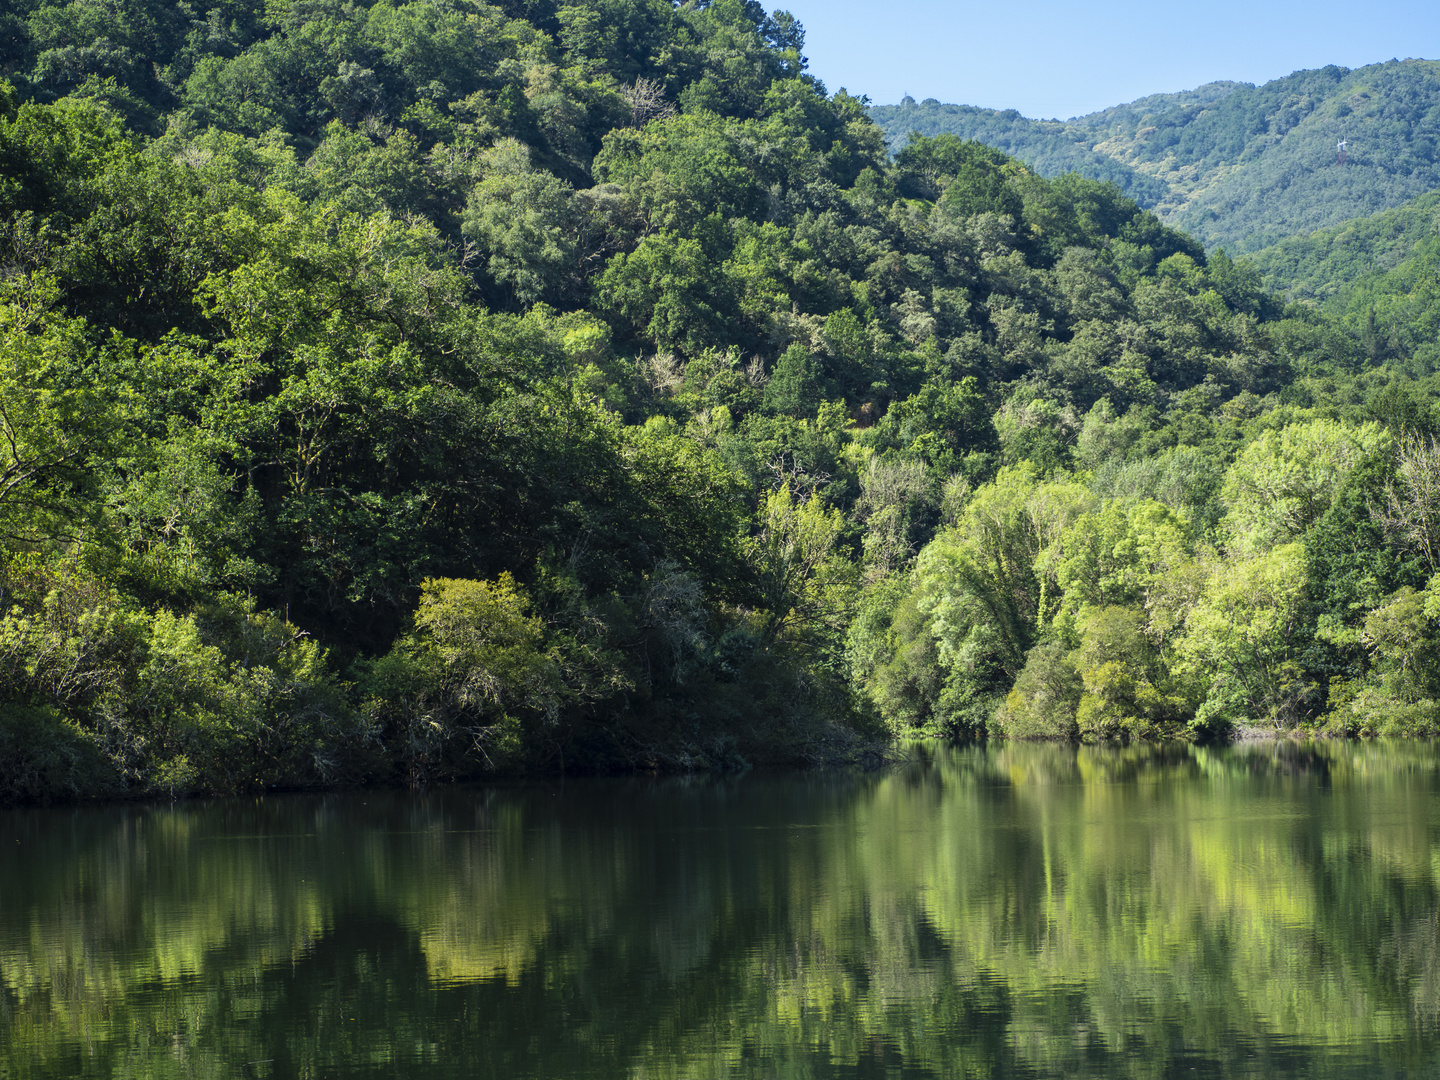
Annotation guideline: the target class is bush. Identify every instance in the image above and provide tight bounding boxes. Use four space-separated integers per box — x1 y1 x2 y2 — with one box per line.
995 640 1081 739
0 705 119 805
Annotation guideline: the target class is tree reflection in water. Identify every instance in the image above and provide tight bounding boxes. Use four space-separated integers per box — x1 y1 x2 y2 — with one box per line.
4 741 1440 1078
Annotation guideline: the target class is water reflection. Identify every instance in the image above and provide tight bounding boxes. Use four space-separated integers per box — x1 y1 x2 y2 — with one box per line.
5 742 1440 1078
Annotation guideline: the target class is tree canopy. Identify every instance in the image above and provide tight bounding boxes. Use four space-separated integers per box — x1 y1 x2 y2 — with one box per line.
4 0 1440 803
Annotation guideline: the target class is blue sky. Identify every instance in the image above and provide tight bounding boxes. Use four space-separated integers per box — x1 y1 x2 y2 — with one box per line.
776 0 1440 119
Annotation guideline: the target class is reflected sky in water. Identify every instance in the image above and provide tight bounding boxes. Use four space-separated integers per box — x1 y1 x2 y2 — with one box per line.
5 740 1440 1078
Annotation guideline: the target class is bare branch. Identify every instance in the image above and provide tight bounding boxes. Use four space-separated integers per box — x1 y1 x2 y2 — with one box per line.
1379 432 1440 574
620 77 676 127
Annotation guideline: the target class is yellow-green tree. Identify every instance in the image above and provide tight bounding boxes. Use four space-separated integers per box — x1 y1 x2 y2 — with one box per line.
1177 543 1308 729
746 484 856 650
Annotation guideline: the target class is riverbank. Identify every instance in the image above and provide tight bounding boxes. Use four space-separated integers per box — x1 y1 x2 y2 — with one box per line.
0 696 899 806
2 706 1407 809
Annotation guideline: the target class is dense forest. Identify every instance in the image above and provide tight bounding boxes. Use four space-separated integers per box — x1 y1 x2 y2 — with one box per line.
1250 185 1440 297
1242 186 1440 383
872 60 1440 252
4 0 1440 803
867 97 1172 209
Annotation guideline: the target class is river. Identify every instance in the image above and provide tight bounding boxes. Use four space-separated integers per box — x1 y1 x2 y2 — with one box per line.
4 740 1440 1077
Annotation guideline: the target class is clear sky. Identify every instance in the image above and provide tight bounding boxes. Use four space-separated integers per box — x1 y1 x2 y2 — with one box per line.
775 0 1440 119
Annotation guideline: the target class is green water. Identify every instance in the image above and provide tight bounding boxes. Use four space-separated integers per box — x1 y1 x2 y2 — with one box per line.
5 741 1440 1078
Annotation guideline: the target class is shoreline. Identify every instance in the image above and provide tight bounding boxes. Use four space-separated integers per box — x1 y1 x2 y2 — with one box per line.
5 730 1429 810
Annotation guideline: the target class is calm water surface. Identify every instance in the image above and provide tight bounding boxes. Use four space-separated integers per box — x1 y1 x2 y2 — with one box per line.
5 741 1440 1078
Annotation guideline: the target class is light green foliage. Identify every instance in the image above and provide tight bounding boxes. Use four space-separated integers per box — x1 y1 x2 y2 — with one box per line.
365 574 566 778
1177 543 1308 729
0 274 119 545
998 500 1193 742
746 484 856 649
889 465 1094 734
1091 446 1226 536
1362 586 1431 676
1073 398 1148 471
854 455 934 578
414 575 557 716
109 422 265 595
995 640 1081 739
945 463 1095 631
1053 500 1191 621
0 554 351 798
1221 418 1391 555
1070 605 1188 740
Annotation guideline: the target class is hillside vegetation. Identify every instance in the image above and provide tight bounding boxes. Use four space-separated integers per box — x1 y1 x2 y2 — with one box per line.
1249 187 1440 301
866 99 1173 208
872 60 1440 252
4 0 1440 803
1246 186 1440 375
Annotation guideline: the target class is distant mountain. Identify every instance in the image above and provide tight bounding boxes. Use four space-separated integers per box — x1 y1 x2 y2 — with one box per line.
871 60 1440 253
1245 187 1440 367
1247 188 1440 303
866 101 1174 209
1063 82 1250 134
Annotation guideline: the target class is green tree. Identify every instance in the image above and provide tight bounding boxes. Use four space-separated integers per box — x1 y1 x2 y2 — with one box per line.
0 274 119 546
746 484 856 649
462 139 582 308
1222 418 1391 556
1178 543 1308 729
762 343 824 417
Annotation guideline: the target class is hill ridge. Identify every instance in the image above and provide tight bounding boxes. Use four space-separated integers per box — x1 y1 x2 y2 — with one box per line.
872 59 1440 252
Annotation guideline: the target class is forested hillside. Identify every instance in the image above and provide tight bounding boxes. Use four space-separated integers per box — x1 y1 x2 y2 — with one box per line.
872 60 1440 252
1249 188 1440 301
867 98 1172 208
4 0 1440 804
1245 187 1440 376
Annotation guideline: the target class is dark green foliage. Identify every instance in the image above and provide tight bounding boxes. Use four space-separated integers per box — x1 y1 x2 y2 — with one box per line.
865 375 998 476
762 343 825 416
846 576 944 731
894 133 1019 215
0 705 120 804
